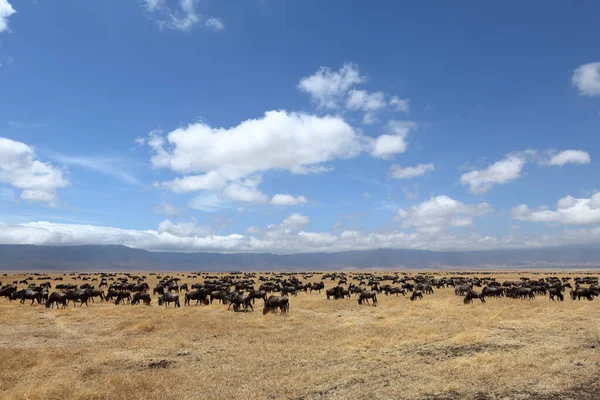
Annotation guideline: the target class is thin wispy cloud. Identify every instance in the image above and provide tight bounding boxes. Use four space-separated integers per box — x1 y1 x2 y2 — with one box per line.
48 153 142 186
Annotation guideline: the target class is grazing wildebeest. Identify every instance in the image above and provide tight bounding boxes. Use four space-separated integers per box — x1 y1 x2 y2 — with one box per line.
131 292 151 305
12 289 43 305
65 289 90 306
132 282 149 293
180 283 189 292
454 284 472 296
263 295 289 315
0 285 17 299
86 289 105 303
358 290 378 306
464 291 486 304
410 291 423 301
158 293 180 308
114 291 132 305
310 282 325 293
184 289 209 306
153 286 165 295
46 292 68 309
247 289 267 304
281 286 298 297
570 288 595 301
209 290 229 304
228 292 253 312
388 287 407 296
548 287 564 301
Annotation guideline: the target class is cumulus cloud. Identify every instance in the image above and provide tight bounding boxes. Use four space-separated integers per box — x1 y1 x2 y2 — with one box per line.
0 0 15 34
546 149 591 166
271 194 308 206
460 154 525 194
369 120 417 159
0 137 69 206
396 195 491 234
389 163 434 180
298 62 365 109
298 63 410 123
572 62 600 96
461 149 591 194
143 0 223 32
158 218 208 237
512 193 600 225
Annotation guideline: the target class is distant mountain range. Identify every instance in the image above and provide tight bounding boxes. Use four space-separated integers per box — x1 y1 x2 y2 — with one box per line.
1 244 600 272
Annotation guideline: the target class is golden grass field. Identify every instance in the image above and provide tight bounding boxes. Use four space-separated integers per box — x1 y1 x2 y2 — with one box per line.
1 270 599 400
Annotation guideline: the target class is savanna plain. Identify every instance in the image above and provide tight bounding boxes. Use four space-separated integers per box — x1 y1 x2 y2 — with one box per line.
1 270 599 400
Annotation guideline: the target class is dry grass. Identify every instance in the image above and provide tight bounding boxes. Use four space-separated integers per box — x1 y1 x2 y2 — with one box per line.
1 270 600 400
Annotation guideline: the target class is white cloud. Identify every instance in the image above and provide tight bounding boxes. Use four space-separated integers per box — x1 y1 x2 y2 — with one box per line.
271 194 308 206
389 163 434 180
143 0 222 32
369 120 417 159
205 17 224 31
460 149 591 194
390 96 409 112
222 182 268 203
0 137 69 206
280 213 310 230
346 90 386 124
8 216 600 253
546 149 591 166
512 193 600 225
298 62 364 109
158 218 208 237
0 0 15 34
147 110 362 195
396 195 491 234
572 62 600 96
460 154 526 194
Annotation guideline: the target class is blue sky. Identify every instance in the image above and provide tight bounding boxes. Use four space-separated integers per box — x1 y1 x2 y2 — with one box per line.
0 0 599 253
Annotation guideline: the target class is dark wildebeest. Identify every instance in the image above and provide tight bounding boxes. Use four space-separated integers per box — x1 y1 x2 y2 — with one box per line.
158 293 181 307
65 289 89 306
464 291 486 304
388 287 407 296
410 291 423 301
131 292 151 305
184 289 209 306
209 290 229 304
180 283 189 292
310 282 325 293
153 286 165 295
263 295 289 315
570 288 595 301
247 289 267 304
0 285 17 299
548 288 564 301
12 289 42 305
132 282 149 293
358 290 378 306
86 289 105 303
281 286 298 297
46 292 68 309
228 292 253 312
114 291 132 305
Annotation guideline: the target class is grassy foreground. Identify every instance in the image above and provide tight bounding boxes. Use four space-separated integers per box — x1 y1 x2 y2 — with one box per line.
0 271 599 400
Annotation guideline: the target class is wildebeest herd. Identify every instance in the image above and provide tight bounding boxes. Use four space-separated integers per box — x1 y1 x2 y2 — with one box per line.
1 271 598 314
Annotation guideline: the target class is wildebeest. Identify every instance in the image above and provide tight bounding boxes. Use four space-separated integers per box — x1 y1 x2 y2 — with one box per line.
358 290 378 306
86 289 105 303
464 291 486 304
184 289 209 306
310 282 325 293
228 292 253 312
410 291 423 301
158 293 181 307
263 295 289 315
12 289 43 305
570 288 595 301
46 292 68 309
131 292 151 305
114 291 132 305
65 289 90 306
209 290 229 304
281 286 298 297
548 287 564 301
